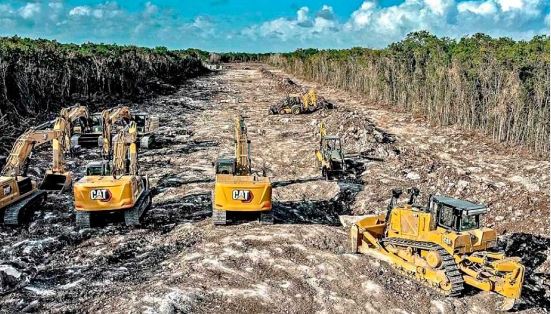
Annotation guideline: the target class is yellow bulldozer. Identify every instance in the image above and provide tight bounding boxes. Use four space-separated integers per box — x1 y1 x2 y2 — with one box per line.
73 121 152 228
212 115 272 225
350 188 525 310
269 89 333 115
0 115 72 224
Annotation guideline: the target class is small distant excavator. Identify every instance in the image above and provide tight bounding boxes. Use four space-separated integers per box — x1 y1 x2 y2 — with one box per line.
315 122 346 180
212 115 272 225
132 110 159 148
77 106 159 150
73 121 152 228
0 116 72 224
269 89 333 115
350 188 525 310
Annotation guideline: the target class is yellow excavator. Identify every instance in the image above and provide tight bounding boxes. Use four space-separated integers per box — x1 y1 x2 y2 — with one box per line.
315 122 346 180
212 115 272 225
73 121 152 228
350 188 525 310
0 116 72 224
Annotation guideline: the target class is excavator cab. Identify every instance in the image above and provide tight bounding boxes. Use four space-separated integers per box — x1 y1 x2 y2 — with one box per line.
91 113 103 133
85 161 111 176
215 158 235 175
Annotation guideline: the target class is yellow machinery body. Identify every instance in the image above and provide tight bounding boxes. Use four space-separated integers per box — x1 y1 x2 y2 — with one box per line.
212 116 272 224
350 191 525 307
314 122 346 180
74 175 146 212
0 112 73 224
73 121 151 227
213 174 272 212
0 176 41 217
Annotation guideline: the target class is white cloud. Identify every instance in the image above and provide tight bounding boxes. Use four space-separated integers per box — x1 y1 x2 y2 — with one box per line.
19 3 40 19
297 7 309 24
457 1 498 15
497 0 524 11
424 0 453 15
242 5 338 43
144 2 158 17
0 0 547 52
241 1 549 50
69 6 91 17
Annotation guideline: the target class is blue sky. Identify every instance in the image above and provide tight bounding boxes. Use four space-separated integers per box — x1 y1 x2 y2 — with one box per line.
0 0 549 52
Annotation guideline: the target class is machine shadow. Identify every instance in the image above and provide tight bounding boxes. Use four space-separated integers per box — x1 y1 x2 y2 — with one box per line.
500 233 549 311
273 179 364 225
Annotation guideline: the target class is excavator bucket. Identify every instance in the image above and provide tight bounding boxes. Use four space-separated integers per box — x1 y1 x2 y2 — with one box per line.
40 172 72 193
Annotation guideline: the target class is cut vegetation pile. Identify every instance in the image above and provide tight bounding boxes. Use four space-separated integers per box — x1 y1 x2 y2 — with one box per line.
0 37 207 153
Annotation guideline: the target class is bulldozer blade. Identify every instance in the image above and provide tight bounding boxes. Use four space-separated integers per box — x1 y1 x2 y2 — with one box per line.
40 173 71 193
499 298 517 312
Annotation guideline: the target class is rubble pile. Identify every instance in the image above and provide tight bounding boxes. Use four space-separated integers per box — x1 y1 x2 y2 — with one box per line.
260 68 303 93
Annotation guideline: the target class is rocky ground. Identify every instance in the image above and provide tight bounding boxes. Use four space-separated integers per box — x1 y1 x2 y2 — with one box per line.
0 63 548 313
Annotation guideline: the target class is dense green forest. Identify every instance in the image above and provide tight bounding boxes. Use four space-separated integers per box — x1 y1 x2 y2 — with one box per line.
267 32 550 156
0 36 207 153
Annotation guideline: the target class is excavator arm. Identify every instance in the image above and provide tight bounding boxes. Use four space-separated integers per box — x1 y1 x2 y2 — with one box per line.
101 106 131 158
301 89 318 109
2 129 63 177
112 121 138 177
234 115 251 176
64 105 90 134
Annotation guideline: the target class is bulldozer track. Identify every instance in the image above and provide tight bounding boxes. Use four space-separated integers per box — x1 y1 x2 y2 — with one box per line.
3 191 46 225
381 238 464 297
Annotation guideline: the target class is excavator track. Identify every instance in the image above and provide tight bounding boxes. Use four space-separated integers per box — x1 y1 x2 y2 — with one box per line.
212 209 227 225
3 191 46 225
381 238 464 297
124 189 152 226
75 211 91 228
259 211 274 224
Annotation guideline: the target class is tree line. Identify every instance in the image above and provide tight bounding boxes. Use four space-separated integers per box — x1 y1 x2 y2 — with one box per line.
0 36 207 153
266 32 549 156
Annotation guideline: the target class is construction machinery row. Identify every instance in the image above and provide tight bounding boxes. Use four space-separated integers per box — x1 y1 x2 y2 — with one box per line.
0 104 157 227
0 101 526 309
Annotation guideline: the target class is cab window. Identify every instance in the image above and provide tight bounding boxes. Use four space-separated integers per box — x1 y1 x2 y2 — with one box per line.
439 205 455 229
460 214 479 231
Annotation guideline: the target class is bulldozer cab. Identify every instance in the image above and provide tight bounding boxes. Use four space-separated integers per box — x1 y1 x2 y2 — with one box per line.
85 161 111 176
429 195 487 232
215 158 235 175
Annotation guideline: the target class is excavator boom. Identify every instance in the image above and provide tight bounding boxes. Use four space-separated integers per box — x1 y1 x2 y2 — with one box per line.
101 106 132 157
234 115 251 176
